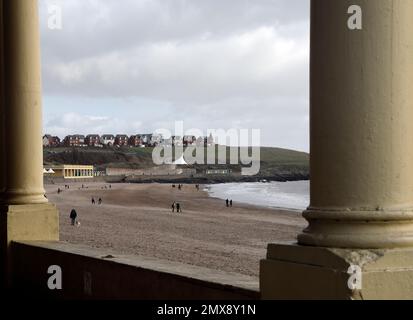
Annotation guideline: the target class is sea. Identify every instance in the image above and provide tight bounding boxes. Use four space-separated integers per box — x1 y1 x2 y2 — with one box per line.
206 180 309 211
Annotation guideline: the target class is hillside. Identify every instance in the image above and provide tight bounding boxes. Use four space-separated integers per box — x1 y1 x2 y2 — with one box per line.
44 146 309 182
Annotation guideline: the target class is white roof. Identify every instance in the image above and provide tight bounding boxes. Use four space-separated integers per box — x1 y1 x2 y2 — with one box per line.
173 156 187 165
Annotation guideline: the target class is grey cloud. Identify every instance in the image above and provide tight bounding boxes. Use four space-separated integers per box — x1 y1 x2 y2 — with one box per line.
40 0 310 151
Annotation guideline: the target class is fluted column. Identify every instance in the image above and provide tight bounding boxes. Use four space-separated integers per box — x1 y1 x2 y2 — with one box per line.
1 0 46 204
298 0 413 249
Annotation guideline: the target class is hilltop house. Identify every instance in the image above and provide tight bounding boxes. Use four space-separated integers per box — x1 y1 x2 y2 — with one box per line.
150 134 163 146
206 133 214 146
115 134 129 146
42 134 61 147
183 135 196 147
85 134 101 147
129 135 143 147
195 136 205 146
172 136 183 147
44 132 214 148
63 134 85 147
138 134 152 146
100 134 115 146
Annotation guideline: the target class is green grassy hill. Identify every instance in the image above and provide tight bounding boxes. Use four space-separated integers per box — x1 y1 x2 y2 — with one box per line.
44 146 309 180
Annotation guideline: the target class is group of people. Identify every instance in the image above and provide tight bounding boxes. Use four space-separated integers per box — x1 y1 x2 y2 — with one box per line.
172 184 200 191
92 197 103 205
171 202 182 213
226 199 233 207
65 183 115 227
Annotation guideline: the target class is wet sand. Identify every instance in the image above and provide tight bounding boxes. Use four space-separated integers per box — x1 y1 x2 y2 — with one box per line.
46 182 306 278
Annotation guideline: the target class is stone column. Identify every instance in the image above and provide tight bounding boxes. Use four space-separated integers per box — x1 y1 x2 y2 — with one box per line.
1 0 48 204
298 0 413 249
261 0 413 299
0 0 4 203
0 0 59 289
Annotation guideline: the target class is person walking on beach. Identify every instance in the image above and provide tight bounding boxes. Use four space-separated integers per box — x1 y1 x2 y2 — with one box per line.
226 199 229 207
98 198 102 205
92 197 95 205
176 202 182 213
171 202 176 213
230 200 233 207
70 209 77 226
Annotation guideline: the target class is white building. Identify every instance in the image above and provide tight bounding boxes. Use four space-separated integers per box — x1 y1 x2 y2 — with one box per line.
100 134 115 146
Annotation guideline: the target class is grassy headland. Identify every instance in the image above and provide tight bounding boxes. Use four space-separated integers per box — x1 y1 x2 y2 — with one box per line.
44 146 309 183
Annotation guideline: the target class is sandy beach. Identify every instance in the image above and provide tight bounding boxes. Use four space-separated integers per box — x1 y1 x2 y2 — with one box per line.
46 182 306 279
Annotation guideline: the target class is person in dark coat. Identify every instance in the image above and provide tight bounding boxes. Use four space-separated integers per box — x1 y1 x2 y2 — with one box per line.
70 209 77 226
226 199 229 207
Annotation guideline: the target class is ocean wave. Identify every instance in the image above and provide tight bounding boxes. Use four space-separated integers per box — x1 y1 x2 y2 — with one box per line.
206 181 309 211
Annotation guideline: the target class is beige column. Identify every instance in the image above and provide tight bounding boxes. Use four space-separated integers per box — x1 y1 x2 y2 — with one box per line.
261 0 413 299
298 0 413 249
2 0 46 204
0 0 5 202
0 0 59 288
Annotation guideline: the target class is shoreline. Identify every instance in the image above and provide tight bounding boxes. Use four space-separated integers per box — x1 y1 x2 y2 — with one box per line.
203 185 305 213
123 174 310 185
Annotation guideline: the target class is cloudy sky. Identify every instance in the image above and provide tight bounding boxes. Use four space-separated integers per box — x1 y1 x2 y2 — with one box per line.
39 0 310 151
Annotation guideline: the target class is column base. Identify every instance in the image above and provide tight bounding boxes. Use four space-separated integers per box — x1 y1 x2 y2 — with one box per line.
260 242 413 300
0 203 59 290
298 207 413 248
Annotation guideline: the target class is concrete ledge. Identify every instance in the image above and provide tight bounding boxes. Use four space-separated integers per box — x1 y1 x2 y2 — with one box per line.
260 242 413 300
11 241 259 300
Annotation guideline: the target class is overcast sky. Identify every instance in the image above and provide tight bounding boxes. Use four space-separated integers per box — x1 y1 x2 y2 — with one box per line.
39 0 310 152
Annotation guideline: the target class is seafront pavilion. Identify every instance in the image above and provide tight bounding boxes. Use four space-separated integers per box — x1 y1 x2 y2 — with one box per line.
2 0 413 299
46 165 95 179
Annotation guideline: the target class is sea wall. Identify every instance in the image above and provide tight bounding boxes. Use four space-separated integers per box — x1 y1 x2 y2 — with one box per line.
11 241 259 300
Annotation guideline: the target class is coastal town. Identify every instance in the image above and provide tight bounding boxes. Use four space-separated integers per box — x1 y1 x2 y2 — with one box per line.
43 133 215 148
